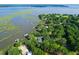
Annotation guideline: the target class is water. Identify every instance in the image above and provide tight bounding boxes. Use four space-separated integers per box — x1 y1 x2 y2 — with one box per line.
0 5 79 48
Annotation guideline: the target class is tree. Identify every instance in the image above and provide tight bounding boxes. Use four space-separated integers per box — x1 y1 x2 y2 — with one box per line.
7 46 21 55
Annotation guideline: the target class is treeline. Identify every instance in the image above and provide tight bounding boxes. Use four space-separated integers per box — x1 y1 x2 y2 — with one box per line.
6 14 79 55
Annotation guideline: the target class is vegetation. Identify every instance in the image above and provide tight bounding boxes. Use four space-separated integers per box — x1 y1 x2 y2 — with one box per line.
7 46 21 55
5 14 79 55
4 40 23 55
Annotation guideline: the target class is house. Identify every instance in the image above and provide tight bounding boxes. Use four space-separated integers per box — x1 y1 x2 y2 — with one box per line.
24 33 29 38
27 51 32 55
37 36 44 43
15 38 20 42
45 25 48 28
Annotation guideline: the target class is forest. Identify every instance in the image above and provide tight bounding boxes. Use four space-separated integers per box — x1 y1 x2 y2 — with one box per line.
5 14 79 55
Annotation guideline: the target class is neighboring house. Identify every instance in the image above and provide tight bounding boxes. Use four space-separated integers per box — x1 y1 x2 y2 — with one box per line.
24 33 29 39
24 33 28 37
45 25 48 28
37 36 44 43
27 51 32 55
15 38 20 42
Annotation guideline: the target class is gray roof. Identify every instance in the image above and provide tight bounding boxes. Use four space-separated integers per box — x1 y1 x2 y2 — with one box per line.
37 36 43 43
